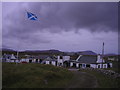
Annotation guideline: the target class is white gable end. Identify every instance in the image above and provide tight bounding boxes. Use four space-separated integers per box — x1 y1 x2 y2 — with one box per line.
11 54 16 60
76 55 82 61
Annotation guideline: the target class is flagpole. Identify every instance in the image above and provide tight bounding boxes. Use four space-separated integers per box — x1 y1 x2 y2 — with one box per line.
102 42 104 68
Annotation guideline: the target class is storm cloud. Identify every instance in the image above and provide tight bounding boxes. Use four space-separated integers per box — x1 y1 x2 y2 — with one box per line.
2 2 118 54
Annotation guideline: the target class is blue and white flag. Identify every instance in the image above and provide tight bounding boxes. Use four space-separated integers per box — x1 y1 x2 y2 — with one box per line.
27 12 37 20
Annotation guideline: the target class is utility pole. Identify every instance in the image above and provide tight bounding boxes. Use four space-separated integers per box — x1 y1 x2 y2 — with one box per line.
102 42 104 68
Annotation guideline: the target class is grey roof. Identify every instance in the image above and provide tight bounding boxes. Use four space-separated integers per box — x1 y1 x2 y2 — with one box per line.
78 55 97 64
28 55 57 60
2 54 17 60
2 54 11 58
38 55 49 59
41 57 57 64
69 60 77 62
79 51 97 55
44 56 57 61
28 55 48 59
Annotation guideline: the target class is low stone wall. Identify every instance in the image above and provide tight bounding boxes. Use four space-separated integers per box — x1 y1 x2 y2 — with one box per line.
79 68 120 79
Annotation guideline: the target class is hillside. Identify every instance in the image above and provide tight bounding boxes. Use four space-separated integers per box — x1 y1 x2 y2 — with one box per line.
2 63 73 88
1 48 64 55
1 48 17 55
20 49 64 55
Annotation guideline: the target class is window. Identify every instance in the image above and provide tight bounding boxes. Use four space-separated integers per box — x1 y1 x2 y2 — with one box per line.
104 64 107 68
82 64 86 68
29 60 32 63
79 64 82 68
86 64 90 67
98 65 100 68
60 56 63 59
73 63 76 67
36 59 38 63
50 61 51 64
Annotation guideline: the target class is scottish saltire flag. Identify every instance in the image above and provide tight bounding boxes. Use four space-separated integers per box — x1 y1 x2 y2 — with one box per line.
27 12 37 20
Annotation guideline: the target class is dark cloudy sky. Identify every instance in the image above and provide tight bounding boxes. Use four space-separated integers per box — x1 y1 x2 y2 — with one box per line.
2 2 118 54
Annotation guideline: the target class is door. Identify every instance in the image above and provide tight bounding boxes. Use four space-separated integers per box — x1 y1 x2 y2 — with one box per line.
98 64 100 68
36 59 38 63
73 63 76 68
29 60 32 63
79 64 82 68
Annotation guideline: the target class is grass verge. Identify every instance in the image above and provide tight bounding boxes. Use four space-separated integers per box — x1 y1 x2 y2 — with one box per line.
79 69 120 88
2 63 73 88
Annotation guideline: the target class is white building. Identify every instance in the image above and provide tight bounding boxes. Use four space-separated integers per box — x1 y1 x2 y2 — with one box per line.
2 54 17 62
70 54 112 69
42 55 70 67
57 56 70 66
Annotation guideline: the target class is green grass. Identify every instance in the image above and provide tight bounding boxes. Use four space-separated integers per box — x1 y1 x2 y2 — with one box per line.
2 63 73 88
3 62 120 88
79 69 119 88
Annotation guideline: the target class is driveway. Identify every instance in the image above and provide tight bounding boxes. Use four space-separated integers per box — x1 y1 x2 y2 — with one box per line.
66 69 98 88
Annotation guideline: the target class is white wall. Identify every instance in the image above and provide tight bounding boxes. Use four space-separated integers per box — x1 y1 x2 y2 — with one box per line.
33 59 36 62
90 64 97 68
109 63 112 68
46 61 50 64
57 56 63 63
21 59 25 62
58 56 70 62
70 62 73 67
91 64 108 68
63 56 70 61
76 63 79 68
20 59 29 62
103 64 108 68
11 60 14 62
97 64 102 68
15 60 19 63
57 56 60 60
58 59 63 63
57 56 63 66
51 61 56 66
37 59 40 62
108 57 115 61
97 64 108 68
26 59 29 62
